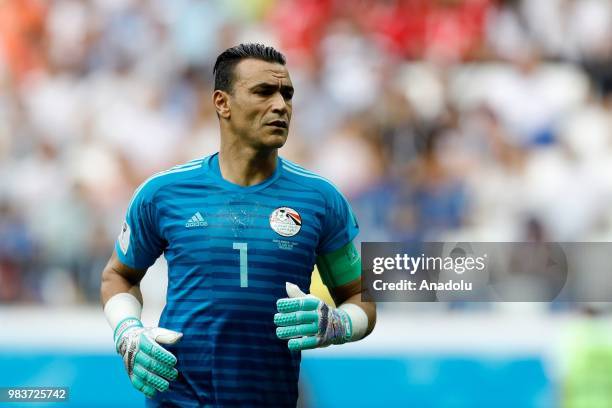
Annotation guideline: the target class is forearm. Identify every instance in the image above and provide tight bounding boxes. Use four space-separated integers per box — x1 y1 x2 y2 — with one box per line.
100 251 144 306
101 268 143 306
101 275 143 332
100 250 148 332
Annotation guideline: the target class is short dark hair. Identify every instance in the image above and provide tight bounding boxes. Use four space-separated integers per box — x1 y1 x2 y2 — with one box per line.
213 43 286 93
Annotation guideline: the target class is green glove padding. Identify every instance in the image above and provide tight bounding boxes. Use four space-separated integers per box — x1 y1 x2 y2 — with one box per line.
114 318 182 398
274 282 352 351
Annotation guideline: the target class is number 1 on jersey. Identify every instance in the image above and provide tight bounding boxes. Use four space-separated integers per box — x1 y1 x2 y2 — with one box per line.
232 242 248 287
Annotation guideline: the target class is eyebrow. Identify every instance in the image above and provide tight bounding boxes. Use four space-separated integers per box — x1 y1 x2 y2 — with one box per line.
250 82 294 94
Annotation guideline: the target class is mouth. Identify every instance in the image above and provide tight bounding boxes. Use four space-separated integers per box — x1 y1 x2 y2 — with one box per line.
266 120 288 129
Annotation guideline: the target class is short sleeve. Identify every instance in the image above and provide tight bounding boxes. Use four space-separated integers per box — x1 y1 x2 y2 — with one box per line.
317 188 359 255
115 183 165 270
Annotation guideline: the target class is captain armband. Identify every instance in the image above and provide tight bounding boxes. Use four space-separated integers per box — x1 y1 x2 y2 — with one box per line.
316 242 361 289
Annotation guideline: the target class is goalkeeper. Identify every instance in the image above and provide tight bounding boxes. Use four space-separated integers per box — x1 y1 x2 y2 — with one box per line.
100 43 376 407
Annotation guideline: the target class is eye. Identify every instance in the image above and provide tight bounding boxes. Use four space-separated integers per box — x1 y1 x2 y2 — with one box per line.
282 90 294 101
256 89 274 96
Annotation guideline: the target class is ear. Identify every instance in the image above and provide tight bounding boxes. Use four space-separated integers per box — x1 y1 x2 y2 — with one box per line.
213 90 231 119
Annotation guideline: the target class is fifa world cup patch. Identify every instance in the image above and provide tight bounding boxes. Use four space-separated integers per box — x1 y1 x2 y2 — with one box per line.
118 220 131 255
269 207 301 237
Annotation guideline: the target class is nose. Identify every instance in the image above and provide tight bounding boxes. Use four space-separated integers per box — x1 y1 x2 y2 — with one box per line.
270 92 288 116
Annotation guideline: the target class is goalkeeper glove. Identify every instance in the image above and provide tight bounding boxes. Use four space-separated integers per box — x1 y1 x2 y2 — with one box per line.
105 293 182 399
274 282 355 351
114 318 182 398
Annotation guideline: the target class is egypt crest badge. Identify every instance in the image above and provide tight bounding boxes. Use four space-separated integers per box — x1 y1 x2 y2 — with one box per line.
269 207 302 237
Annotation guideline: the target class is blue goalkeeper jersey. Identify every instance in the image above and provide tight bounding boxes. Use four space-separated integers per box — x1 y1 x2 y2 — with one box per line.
115 153 359 407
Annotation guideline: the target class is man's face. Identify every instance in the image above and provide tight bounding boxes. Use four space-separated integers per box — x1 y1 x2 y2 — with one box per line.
224 59 294 149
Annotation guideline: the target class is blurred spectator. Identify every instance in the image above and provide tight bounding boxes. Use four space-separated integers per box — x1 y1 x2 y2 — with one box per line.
2 0 612 304
0 201 36 302
0 0 47 82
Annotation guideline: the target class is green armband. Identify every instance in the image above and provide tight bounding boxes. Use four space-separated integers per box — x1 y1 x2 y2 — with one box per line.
316 242 361 288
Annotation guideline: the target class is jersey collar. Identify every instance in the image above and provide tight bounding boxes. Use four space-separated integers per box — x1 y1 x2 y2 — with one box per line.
204 152 282 192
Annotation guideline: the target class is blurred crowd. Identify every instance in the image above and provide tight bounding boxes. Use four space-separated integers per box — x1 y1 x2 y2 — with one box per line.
2 0 612 304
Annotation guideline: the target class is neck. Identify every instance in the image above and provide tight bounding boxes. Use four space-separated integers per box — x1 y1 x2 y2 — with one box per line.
218 142 278 187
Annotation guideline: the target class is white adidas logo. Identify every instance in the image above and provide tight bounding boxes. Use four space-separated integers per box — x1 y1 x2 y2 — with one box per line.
185 212 208 228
